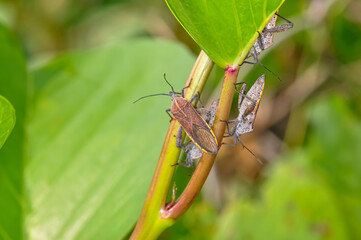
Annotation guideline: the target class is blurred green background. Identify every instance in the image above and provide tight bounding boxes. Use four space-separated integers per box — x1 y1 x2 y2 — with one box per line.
0 0 360 239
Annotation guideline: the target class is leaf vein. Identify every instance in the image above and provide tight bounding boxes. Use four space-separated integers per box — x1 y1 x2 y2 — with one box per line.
247 0 258 30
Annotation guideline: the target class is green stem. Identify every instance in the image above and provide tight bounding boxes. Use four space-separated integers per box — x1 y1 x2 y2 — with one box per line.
162 66 240 219
130 51 214 240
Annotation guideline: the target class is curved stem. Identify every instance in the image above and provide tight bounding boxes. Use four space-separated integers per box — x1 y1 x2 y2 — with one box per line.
162 66 240 219
130 51 214 239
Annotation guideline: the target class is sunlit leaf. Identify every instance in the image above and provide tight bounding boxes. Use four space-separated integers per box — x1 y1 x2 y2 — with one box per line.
27 39 195 239
308 96 361 238
165 0 285 68
0 96 15 149
0 23 27 240
214 96 361 240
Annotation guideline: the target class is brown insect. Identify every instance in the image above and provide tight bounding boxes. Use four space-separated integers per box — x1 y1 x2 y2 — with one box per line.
175 99 219 170
134 74 218 154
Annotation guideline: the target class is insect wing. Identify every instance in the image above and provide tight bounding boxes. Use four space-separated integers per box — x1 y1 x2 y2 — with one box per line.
171 98 218 154
191 124 218 154
208 99 219 127
237 75 265 134
181 99 220 168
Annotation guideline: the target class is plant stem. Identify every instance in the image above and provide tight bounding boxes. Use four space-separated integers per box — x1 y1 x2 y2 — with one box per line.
162 66 240 220
130 51 214 240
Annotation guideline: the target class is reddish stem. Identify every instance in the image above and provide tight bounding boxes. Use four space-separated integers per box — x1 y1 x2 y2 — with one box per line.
162 66 240 219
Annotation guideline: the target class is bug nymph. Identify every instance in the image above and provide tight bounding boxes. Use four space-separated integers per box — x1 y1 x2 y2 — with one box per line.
223 75 265 160
243 12 293 81
252 12 293 55
133 74 218 154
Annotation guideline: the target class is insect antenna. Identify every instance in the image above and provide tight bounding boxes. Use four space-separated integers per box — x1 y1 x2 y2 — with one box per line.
163 73 175 93
257 60 282 82
275 13 294 27
133 93 170 103
239 139 264 165
242 48 282 82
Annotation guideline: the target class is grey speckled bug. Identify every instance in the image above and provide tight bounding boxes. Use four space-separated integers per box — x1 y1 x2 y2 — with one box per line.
223 75 265 161
244 12 293 81
252 13 293 55
176 99 219 170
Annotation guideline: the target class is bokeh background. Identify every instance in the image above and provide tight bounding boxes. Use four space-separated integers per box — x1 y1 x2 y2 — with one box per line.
0 0 360 239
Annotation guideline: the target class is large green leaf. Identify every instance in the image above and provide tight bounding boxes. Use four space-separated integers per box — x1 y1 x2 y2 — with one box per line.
0 96 15 149
0 24 27 240
165 0 285 68
27 39 195 239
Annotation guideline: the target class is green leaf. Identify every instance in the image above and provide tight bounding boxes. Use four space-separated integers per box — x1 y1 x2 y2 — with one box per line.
331 15 361 63
215 152 349 240
213 96 361 240
27 39 195 239
307 96 361 239
0 95 16 149
0 23 28 240
165 0 285 69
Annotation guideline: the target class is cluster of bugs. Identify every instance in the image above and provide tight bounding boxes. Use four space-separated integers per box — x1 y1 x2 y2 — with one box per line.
134 12 293 170
174 98 219 170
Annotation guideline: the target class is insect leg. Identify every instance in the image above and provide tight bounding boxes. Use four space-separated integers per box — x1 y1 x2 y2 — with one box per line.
189 92 204 109
179 140 192 151
175 125 184 148
235 81 247 109
234 84 257 108
265 13 293 33
166 108 174 121
197 93 205 108
220 119 235 136
234 82 247 93
181 78 193 97
221 134 238 146
185 157 195 172
236 135 263 164
171 161 194 171
189 92 200 104
245 48 282 82
242 47 259 65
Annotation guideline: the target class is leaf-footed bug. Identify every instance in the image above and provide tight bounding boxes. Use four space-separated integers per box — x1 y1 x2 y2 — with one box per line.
222 75 265 163
243 12 294 81
175 99 219 170
133 74 218 154
253 12 293 55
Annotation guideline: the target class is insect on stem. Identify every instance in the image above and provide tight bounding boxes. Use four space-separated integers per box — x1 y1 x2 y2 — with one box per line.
242 12 294 81
134 74 218 154
222 75 266 164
